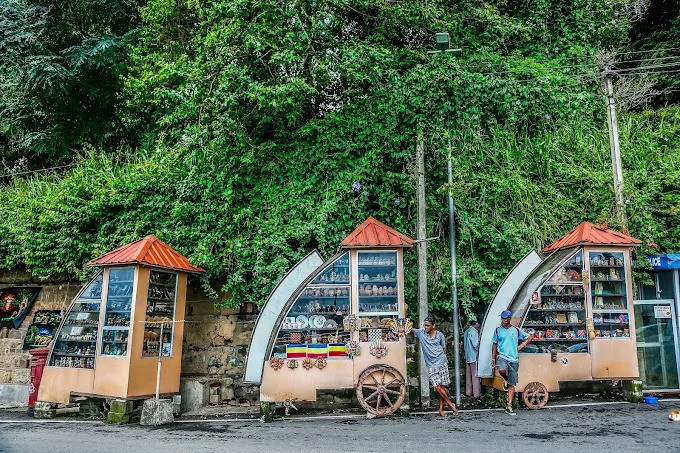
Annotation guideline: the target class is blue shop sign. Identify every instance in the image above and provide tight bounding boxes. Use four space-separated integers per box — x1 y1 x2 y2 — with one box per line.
648 254 680 270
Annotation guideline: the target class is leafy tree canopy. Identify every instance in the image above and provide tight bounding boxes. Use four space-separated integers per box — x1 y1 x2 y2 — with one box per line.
0 0 679 318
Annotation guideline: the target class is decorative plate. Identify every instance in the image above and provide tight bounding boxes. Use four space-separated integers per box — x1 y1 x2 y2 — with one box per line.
323 319 338 329
302 358 315 369
311 315 326 329
295 315 309 329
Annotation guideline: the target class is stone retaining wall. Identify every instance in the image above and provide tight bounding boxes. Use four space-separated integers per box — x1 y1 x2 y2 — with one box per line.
0 270 80 406
179 292 259 412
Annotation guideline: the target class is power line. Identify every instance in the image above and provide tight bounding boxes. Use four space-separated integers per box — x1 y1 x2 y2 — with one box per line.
0 163 75 178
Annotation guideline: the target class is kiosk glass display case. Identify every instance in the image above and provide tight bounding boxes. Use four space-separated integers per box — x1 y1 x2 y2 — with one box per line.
39 235 203 404
101 268 134 357
246 217 415 417
272 252 352 360
143 270 178 357
589 251 630 338
523 251 588 353
50 273 103 369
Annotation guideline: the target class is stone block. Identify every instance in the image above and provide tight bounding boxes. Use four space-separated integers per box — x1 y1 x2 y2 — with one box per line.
11 368 29 384
221 386 235 401
109 399 132 415
8 329 26 340
106 411 130 424
0 383 29 407
34 401 55 419
172 395 181 415
180 378 208 413
140 399 174 426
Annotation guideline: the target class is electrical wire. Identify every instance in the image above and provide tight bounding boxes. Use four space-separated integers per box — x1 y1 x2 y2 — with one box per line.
0 163 75 178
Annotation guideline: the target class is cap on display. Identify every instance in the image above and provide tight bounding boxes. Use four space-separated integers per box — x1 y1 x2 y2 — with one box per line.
501 310 512 319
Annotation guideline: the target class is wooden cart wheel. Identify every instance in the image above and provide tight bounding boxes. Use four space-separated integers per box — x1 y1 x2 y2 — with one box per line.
356 364 406 417
522 381 549 409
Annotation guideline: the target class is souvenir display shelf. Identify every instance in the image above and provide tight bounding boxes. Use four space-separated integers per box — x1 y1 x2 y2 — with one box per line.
50 273 103 369
23 310 63 350
589 251 630 339
142 270 177 357
101 268 134 357
523 251 588 353
272 252 353 359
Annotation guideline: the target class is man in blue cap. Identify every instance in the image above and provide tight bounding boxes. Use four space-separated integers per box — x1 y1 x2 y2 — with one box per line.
491 310 534 415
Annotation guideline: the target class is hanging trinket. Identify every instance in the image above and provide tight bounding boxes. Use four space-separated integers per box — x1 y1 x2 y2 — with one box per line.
287 359 299 369
395 318 413 337
302 357 315 370
369 338 388 358
270 357 285 370
315 357 327 369
345 340 361 358
343 314 360 332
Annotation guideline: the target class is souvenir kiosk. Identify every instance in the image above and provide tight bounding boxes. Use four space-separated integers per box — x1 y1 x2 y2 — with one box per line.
478 222 641 408
38 235 203 404
244 217 415 416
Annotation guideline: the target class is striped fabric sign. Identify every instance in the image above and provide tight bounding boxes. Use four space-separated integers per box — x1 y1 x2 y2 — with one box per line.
286 344 307 359
328 343 347 357
306 344 329 359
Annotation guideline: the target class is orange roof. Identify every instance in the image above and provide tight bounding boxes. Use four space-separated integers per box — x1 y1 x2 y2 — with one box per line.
544 222 641 253
88 235 204 273
341 217 415 248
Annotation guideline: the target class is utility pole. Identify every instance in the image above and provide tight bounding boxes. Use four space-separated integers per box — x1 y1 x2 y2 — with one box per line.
447 132 461 407
603 73 628 230
416 129 430 407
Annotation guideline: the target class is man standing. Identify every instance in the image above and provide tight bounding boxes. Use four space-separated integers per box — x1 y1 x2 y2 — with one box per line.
413 317 458 417
491 310 533 415
464 319 481 399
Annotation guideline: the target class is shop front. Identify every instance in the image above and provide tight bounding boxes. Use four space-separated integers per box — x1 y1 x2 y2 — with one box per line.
38 235 203 405
479 222 641 408
244 217 415 417
634 254 680 392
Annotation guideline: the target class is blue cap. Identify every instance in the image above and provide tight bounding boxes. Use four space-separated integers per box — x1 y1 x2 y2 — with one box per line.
501 310 512 318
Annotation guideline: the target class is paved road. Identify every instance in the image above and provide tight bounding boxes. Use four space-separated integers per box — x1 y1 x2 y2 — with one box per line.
1 402 678 453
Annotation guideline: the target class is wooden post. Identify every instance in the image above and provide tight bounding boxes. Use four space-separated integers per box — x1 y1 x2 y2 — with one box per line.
416 130 430 407
603 74 627 230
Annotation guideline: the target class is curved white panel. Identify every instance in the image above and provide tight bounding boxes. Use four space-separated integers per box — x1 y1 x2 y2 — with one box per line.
243 250 324 384
477 250 542 377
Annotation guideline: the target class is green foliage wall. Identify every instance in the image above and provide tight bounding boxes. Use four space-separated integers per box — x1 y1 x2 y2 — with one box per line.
0 0 678 320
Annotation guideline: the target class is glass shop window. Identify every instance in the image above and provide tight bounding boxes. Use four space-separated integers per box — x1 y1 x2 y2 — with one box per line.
143 270 177 357
523 251 588 354
101 268 134 357
357 251 399 343
590 251 630 339
311 252 350 284
50 273 103 368
271 253 351 360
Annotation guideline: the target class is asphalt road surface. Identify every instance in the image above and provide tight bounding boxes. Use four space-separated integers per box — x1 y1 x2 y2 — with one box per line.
1 402 679 453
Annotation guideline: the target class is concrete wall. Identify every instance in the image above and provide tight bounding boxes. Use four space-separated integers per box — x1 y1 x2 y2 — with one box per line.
0 270 80 406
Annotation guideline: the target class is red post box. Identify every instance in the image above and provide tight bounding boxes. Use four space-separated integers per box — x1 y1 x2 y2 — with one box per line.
28 348 50 414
